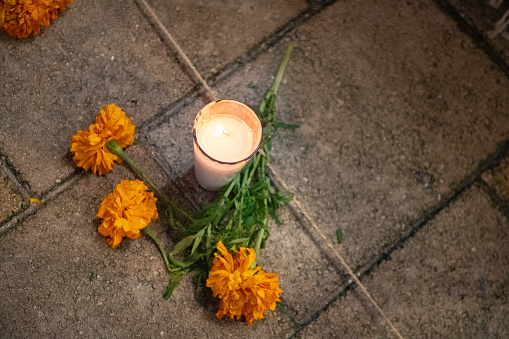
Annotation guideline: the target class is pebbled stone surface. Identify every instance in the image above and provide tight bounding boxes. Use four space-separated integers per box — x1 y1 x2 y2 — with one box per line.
143 0 308 78
0 164 27 224
299 186 509 338
0 0 193 195
446 0 509 65
0 142 295 337
482 152 509 206
148 0 509 324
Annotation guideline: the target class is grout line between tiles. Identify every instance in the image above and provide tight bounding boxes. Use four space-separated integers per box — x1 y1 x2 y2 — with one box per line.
477 178 509 221
0 170 85 234
433 0 509 79
0 155 32 201
287 140 509 336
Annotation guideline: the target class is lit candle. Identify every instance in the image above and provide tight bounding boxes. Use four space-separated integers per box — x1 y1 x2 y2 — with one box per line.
193 100 262 190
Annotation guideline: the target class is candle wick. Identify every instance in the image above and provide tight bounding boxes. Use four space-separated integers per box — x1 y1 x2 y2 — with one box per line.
214 125 228 137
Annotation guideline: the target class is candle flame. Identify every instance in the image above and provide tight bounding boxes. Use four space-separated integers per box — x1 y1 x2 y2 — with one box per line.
214 124 228 137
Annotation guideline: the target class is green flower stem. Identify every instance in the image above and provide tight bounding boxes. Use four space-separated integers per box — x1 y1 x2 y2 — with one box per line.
259 43 293 114
105 140 192 221
251 223 265 269
142 228 171 272
222 178 236 198
250 157 268 269
248 44 293 269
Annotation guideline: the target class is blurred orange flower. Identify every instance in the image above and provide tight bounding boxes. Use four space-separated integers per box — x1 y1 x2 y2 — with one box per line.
97 180 158 248
70 104 135 175
206 241 282 324
1 0 73 38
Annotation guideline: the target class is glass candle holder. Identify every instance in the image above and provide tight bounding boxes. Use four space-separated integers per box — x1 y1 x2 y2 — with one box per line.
193 100 262 190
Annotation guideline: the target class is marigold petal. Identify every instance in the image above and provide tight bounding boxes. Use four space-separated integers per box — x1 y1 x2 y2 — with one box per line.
207 241 282 324
2 0 72 38
70 105 134 175
97 180 157 248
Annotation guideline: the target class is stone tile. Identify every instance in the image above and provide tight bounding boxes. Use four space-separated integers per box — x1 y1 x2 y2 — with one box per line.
0 142 294 337
268 0 509 270
446 0 509 64
482 153 509 205
0 0 193 195
296 290 392 339
144 0 308 78
151 0 509 275
298 186 509 337
375 187 506 337
149 0 509 326
0 165 27 224
260 208 343 323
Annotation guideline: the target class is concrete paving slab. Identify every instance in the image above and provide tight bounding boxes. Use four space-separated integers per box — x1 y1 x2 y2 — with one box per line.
446 0 509 64
256 208 343 324
296 290 391 338
0 0 193 195
482 153 509 205
0 163 27 224
148 103 345 323
152 0 509 274
298 185 509 338
147 0 509 324
233 0 509 270
0 142 295 337
143 0 307 78
282 0 509 265
150 0 509 325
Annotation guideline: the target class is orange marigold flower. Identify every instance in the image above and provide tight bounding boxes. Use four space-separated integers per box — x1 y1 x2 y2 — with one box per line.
70 104 135 175
1 0 73 38
97 179 158 248
206 241 282 324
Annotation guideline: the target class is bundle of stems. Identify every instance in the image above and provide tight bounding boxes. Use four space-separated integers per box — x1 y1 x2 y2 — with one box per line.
108 43 296 299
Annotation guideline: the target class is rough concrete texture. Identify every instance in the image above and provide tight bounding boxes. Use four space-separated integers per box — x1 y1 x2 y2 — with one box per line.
300 186 509 338
269 0 509 269
1 0 509 337
447 0 509 64
151 0 509 272
0 0 192 195
0 166 26 223
144 0 308 78
296 290 392 338
0 143 294 338
482 154 509 204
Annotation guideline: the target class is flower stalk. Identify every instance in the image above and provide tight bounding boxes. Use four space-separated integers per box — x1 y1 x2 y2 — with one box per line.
105 139 191 221
142 227 171 272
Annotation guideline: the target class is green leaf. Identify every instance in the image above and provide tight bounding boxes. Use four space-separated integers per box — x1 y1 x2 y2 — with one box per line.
336 228 343 245
168 257 196 270
157 44 295 295
274 121 300 130
227 238 249 245
191 228 205 256
164 269 189 299
165 207 176 229
169 235 195 256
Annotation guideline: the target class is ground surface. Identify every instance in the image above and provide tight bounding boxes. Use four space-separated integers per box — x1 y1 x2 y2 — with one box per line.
1 0 508 338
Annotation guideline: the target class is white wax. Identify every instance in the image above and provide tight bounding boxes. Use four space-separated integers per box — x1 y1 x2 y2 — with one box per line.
193 100 261 190
198 115 254 162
